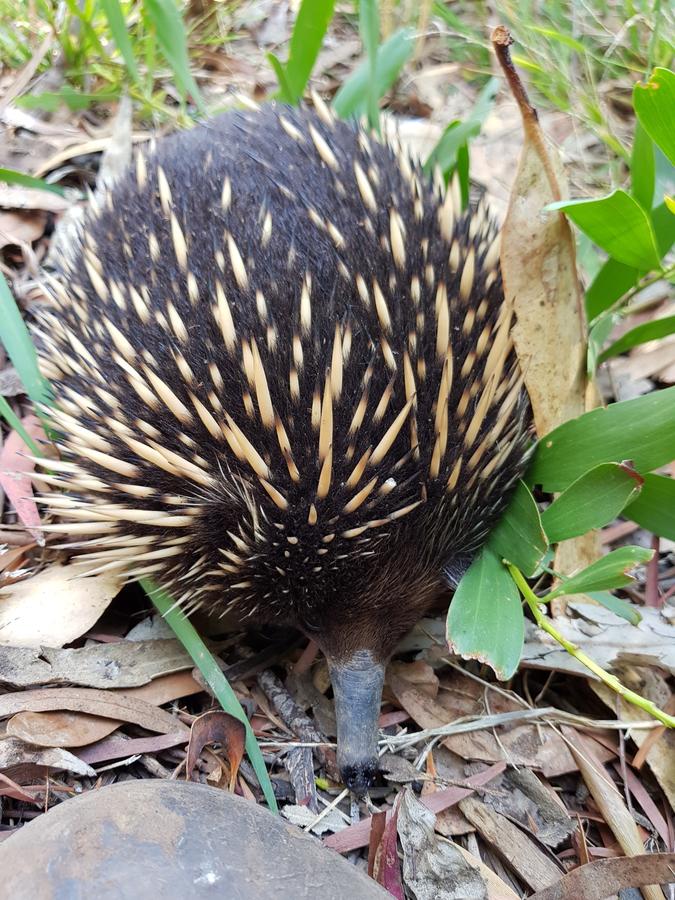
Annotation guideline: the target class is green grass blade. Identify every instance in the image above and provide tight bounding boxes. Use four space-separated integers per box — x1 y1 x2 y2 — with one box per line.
358 0 380 131
0 167 66 197
143 0 205 113
0 272 51 408
267 52 295 104
100 0 141 84
332 28 414 120
279 0 336 104
142 578 278 813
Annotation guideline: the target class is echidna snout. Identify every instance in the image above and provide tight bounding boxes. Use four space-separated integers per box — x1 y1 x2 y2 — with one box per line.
39 101 532 793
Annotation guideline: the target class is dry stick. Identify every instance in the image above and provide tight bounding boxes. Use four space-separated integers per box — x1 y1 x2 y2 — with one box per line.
491 26 562 204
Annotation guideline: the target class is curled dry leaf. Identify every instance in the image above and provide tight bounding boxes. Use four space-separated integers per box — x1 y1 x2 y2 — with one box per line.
0 563 121 648
0 735 96 777
529 853 675 900
492 27 599 606
186 709 246 792
0 414 46 542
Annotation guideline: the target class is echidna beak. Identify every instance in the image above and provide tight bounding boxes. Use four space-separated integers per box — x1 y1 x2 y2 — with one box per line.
327 651 385 797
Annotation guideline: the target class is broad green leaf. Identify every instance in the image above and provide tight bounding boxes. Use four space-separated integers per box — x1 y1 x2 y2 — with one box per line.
541 463 643 542
547 546 654 599
548 189 661 271
269 0 335 104
424 77 499 177
488 481 548 576
0 272 51 408
633 68 675 166
624 473 675 540
0 167 66 197
587 592 642 625
447 548 523 680
585 257 639 321
652 201 675 257
630 119 655 212
100 0 140 84
144 0 205 112
528 386 675 492
332 28 414 120
598 314 675 364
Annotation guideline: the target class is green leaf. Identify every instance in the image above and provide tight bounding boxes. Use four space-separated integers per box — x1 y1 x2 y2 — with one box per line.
652 200 675 257
18 89 118 112
624 473 675 540
630 119 655 212
447 548 524 680
332 28 414 120
633 67 675 166
100 0 141 84
587 592 642 625
143 0 205 112
268 0 335 104
0 167 66 197
0 272 51 408
547 546 653 599
143 579 278 812
488 481 548 577
541 463 643 542
424 77 499 177
585 257 639 321
587 311 618 372
528 386 675 492
548 189 662 271
598 314 675 364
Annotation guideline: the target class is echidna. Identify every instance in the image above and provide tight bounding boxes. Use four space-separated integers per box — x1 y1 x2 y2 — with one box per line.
37 100 531 795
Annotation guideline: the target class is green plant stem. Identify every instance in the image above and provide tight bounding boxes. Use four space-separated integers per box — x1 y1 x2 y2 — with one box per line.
0 395 42 456
607 262 675 318
508 564 675 729
141 578 279 812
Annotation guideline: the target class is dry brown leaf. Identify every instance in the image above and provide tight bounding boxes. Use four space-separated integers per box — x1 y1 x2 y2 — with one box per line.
0 209 47 248
492 27 600 608
529 854 675 900
0 638 193 689
186 710 245 792
459 795 562 891
450 842 521 900
397 789 488 900
0 736 96 777
0 184 72 212
0 415 46 541
0 563 121 648
0 685 190 735
4 671 201 747
590 671 675 810
388 669 583 776
566 729 664 900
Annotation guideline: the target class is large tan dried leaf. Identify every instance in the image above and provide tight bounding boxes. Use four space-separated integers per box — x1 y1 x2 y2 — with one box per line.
493 27 600 607
494 27 588 435
0 563 121 648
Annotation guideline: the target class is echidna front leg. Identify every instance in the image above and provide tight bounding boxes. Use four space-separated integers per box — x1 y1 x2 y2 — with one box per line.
327 651 386 796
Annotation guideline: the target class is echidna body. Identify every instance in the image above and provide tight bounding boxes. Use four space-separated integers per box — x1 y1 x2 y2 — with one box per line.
39 102 531 793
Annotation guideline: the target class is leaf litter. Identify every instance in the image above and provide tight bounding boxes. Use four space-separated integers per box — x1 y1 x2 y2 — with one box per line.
0 10 674 900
